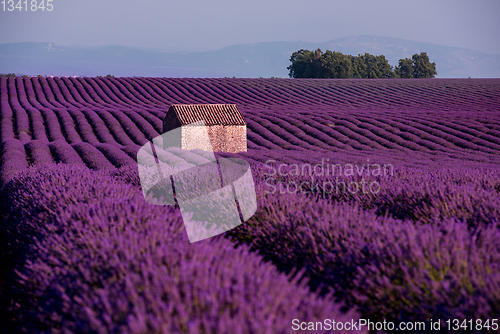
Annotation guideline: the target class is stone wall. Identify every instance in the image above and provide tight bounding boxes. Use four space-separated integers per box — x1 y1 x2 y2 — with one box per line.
181 125 247 153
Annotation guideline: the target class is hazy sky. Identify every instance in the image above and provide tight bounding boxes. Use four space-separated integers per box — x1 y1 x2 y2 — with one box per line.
1 0 499 54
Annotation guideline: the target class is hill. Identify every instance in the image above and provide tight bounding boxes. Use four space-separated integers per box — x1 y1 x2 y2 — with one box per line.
1 36 500 78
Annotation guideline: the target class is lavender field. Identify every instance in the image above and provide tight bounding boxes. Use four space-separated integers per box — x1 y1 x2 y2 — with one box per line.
0 76 500 333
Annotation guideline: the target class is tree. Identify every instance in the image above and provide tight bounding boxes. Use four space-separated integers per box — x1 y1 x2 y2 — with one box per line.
319 51 352 78
287 49 436 79
287 48 323 78
395 57 413 78
411 52 437 78
352 53 395 78
395 52 437 78
288 49 397 79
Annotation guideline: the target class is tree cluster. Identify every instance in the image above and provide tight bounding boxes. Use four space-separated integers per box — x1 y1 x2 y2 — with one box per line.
287 49 437 79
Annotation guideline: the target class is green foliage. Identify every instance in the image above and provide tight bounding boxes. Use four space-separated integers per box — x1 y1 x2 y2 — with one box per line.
288 49 437 79
0 73 16 77
395 58 413 78
287 48 323 78
411 52 437 78
287 49 396 78
352 53 396 79
395 52 437 78
320 51 353 78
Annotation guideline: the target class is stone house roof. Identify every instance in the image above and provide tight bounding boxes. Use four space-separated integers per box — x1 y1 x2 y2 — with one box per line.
167 104 246 126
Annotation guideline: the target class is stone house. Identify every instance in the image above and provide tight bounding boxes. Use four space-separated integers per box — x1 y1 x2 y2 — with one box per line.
163 104 247 153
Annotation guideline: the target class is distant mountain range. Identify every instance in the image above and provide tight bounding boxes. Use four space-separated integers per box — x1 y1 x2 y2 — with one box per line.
1 35 499 78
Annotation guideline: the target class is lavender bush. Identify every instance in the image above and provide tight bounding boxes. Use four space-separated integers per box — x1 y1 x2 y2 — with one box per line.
0 77 499 333
1 165 363 333
227 189 500 332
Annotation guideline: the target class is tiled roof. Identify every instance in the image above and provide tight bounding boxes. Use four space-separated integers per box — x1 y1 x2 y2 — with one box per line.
168 104 246 126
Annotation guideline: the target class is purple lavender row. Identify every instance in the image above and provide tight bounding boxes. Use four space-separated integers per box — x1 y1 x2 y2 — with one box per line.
246 129 282 150
392 114 490 151
45 77 75 108
263 113 335 150
242 78 329 106
97 77 141 106
215 78 281 105
14 77 49 142
0 138 29 186
248 114 316 150
50 107 83 144
406 113 500 152
78 108 118 144
203 79 266 105
118 145 144 164
37 77 65 108
148 78 204 104
227 165 500 327
72 78 165 139
174 79 221 104
137 105 167 120
48 140 86 166
62 77 100 107
341 116 430 151
56 77 91 107
15 77 500 113
92 108 137 146
64 108 101 145
115 77 156 104
133 108 163 134
116 108 160 142
300 116 367 149
328 117 402 150
427 116 500 147
93 77 130 106
122 77 173 105
189 79 235 103
0 77 15 142
21 81 65 143
21 78 68 142
74 77 107 105
24 140 54 166
53 76 83 107
71 142 116 170
7 77 31 143
55 76 106 111
105 108 149 145
95 143 136 168
251 159 500 226
1 165 364 333
234 78 498 110
22 77 48 110
83 77 121 106
40 107 68 142
245 117 297 150
133 77 181 104
103 77 151 106
145 77 202 104
28 77 54 109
